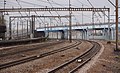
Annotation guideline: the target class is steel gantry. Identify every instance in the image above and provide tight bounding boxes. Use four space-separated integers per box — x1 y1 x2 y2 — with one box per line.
9 15 70 39
0 7 110 42
0 8 109 12
9 15 70 18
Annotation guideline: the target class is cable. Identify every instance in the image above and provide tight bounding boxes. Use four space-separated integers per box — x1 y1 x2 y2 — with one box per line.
47 0 66 26
34 11 45 25
87 0 102 23
37 0 67 7
51 0 67 7
72 15 84 29
48 11 59 24
77 0 89 7
16 0 28 16
108 0 116 7
16 0 22 8
20 0 45 7
37 0 49 4
48 0 69 21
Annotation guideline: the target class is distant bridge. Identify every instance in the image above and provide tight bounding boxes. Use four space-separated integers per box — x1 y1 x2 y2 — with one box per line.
37 22 118 31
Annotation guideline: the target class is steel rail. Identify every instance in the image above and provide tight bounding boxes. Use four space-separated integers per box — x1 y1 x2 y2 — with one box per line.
48 41 101 73
0 40 81 70
69 41 100 73
0 37 46 47
0 41 64 57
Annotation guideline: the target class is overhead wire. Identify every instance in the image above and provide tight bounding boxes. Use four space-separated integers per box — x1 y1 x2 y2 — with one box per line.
87 0 102 23
77 0 89 7
71 0 90 27
0 1 15 8
15 0 30 36
16 0 28 16
47 0 66 26
49 0 69 21
37 0 49 4
20 0 45 7
16 0 22 8
72 14 87 29
50 0 68 7
34 11 45 27
36 0 63 27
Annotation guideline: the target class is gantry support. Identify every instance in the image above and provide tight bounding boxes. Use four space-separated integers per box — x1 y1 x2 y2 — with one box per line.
9 15 69 39
0 8 109 12
3 7 110 42
9 15 70 18
115 0 119 50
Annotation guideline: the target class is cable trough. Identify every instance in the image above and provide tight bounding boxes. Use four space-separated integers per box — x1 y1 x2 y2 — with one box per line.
0 41 81 70
48 41 101 73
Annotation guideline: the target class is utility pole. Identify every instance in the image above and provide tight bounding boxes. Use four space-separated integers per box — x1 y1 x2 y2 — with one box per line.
92 11 95 39
27 20 28 37
69 0 72 43
22 20 23 39
17 18 19 39
82 4 84 25
31 15 35 38
4 0 6 15
2 0 6 25
108 0 119 50
9 17 11 40
116 0 119 50
108 8 110 41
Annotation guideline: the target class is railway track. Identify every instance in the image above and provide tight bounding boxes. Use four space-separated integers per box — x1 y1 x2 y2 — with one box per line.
0 37 46 47
0 40 81 70
48 41 101 73
0 40 64 57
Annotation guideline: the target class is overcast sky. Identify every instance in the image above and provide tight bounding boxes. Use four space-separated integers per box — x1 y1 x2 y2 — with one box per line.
0 0 120 25
0 0 118 12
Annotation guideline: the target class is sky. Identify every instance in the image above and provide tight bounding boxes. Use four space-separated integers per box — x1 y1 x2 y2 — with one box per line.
0 0 118 13
0 0 117 9
0 0 119 17
0 0 119 28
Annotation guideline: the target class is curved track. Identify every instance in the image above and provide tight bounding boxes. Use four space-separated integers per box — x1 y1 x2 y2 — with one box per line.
48 41 101 73
0 40 81 70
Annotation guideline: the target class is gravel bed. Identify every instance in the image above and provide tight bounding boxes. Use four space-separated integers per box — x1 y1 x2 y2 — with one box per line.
0 40 58 55
0 40 93 73
0 40 72 64
86 40 120 73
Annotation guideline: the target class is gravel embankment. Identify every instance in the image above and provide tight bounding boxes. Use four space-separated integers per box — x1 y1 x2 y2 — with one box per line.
84 40 120 73
0 40 92 73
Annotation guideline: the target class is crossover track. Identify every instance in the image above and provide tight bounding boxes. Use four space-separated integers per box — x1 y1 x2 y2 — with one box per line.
0 40 81 70
48 41 101 73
